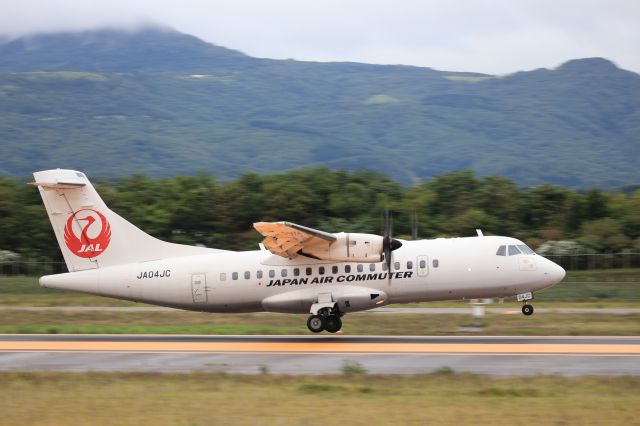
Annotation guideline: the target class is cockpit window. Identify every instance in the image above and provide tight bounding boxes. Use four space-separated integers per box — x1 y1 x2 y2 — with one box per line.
508 245 521 256
517 244 535 255
496 245 506 256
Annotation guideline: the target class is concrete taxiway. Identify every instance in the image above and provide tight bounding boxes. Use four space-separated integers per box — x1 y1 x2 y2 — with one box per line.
0 334 638 376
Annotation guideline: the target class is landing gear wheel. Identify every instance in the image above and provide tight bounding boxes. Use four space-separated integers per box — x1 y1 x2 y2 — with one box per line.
522 304 534 316
324 315 342 333
307 315 325 333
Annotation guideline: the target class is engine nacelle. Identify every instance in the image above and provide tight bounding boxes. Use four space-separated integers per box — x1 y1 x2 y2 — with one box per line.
302 232 384 263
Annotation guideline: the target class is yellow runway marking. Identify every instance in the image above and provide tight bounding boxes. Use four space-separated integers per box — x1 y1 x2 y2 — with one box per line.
0 341 638 355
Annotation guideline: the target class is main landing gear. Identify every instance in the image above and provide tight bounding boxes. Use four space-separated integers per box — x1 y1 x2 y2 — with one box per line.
307 310 343 333
517 291 535 316
307 293 343 333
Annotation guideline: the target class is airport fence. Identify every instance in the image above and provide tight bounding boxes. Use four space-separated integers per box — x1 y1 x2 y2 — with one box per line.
1 252 640 277
0 260 67 276
544 252 640 271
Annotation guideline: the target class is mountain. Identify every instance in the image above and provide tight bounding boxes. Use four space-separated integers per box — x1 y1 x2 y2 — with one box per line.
0 27 257 72
0 27 638 188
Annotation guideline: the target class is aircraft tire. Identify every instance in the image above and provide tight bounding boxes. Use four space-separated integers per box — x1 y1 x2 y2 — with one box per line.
522 304 534 316
307 315 325 333
324 315 342 333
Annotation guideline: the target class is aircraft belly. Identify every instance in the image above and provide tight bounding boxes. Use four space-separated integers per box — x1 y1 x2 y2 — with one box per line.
262 285 387 314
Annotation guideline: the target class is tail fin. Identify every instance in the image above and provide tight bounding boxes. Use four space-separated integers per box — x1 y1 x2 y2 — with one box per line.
33 169 219 272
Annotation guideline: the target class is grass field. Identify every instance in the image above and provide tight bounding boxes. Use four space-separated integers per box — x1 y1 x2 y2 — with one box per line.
0 309 638 335
0 372 638 425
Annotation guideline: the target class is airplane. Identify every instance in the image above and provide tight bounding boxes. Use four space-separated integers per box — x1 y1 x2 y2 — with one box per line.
32 169 566 333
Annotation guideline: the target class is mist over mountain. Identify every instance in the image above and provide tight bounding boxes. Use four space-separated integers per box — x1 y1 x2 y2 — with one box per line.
0 27 256 72
0 26 638 188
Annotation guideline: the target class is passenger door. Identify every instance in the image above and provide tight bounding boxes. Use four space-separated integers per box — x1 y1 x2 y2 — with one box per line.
191 273 208 304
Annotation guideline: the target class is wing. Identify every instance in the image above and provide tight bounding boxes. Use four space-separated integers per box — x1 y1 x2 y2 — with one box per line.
253 221 336 259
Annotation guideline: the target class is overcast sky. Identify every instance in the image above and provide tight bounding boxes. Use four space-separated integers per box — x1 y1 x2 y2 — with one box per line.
1 0 638 75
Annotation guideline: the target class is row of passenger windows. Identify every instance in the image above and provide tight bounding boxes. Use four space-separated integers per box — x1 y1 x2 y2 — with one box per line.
496 244 535 256
220 259 439 281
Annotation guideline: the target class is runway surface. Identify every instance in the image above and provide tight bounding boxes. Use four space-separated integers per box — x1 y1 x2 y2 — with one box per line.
0 334 638 376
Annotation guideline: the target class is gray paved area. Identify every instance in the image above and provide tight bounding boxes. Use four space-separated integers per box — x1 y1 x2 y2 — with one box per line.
0 335 638 376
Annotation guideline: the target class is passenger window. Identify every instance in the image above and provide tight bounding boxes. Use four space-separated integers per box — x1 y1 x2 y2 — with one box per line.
433 259 439 268
306 267 312 276
508 245 521 256
220 273 226 281
394 262 400 270
357 264 363 272
257 270 263 279
345 265 351 273
496 245 506 256
293 268 300 277
281 269 288 277
382 262 388 271
419 260 426 269
269 270 275 278
232 272 238 280
369 263 376 272
407 261 413 269
319 266 325 275
244 271 250 279
332 266 338 274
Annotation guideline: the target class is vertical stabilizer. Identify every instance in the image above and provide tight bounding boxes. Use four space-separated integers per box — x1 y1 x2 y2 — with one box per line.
33 169 219 272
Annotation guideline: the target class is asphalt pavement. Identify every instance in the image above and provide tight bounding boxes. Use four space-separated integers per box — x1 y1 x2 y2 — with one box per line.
0 334 638 376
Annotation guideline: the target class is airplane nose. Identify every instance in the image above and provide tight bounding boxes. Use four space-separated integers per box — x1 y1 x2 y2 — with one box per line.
549 261 566 284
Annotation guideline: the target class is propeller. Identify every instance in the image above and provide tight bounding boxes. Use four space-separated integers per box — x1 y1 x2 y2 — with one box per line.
382 207 402 281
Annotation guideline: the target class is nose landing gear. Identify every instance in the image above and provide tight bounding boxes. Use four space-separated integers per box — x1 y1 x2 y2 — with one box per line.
521 304 534 316
516 292 535 316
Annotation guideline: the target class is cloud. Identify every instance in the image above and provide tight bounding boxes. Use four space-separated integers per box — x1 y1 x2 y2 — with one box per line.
0 0 638 74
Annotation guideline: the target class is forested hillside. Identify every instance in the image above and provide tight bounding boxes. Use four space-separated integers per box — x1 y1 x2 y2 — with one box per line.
0 27 639 187
1 169 638 262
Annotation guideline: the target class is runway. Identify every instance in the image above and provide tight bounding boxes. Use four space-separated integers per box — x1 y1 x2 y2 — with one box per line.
0 335 639 375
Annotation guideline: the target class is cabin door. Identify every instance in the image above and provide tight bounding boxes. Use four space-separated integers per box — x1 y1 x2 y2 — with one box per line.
191 273 208 304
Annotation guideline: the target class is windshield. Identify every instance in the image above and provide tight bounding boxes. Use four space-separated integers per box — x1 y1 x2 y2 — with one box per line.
517 244 535 255
496 244 535 256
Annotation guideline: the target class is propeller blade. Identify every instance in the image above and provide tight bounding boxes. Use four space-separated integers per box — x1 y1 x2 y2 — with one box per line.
381 205 402 283
384 206 394 282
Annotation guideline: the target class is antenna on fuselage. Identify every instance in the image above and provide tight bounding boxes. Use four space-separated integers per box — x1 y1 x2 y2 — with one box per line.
411 209 418 240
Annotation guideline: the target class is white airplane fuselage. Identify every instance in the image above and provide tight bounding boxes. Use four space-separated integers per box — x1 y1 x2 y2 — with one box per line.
32 168 565 332
41 235 564 314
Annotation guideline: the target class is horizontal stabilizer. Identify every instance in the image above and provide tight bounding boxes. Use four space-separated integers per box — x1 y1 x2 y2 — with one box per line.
29 180 86 189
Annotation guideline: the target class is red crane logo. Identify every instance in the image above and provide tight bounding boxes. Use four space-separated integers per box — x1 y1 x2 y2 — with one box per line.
64 209 111 258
